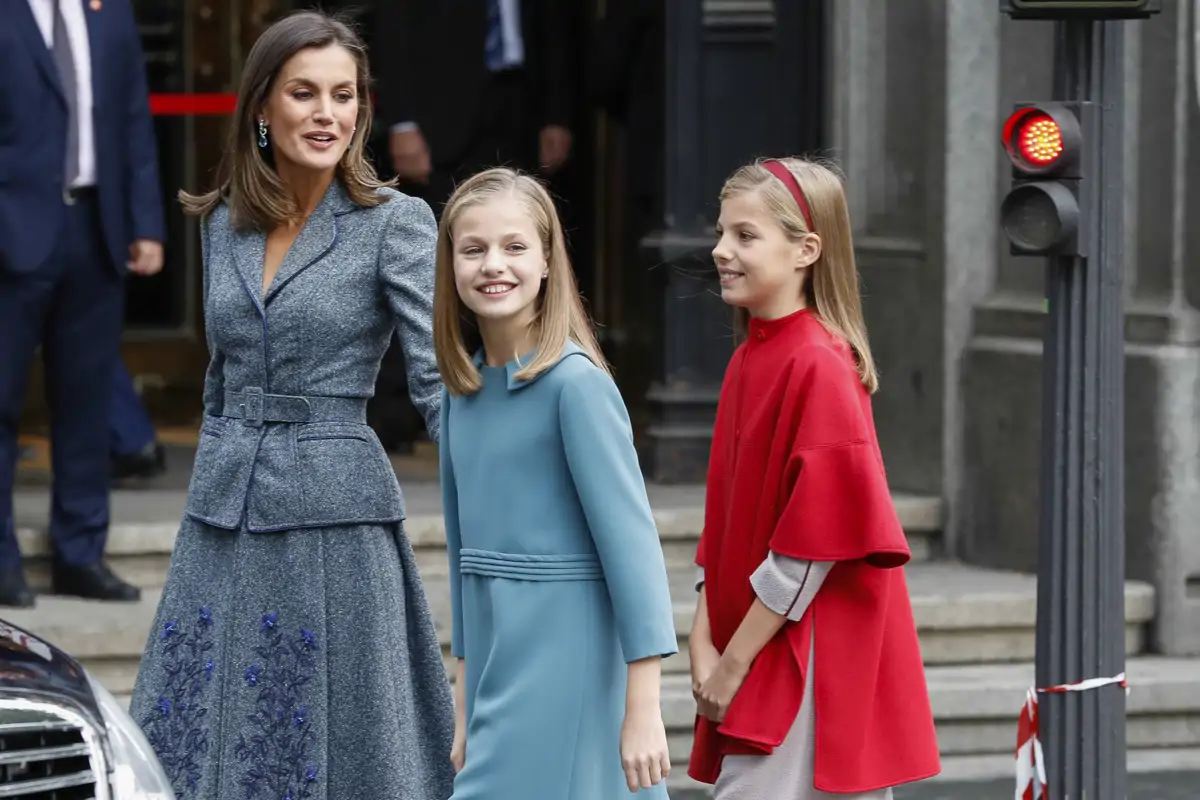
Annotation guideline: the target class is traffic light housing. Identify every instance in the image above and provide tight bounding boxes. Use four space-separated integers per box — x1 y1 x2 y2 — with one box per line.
1000 0 1161 19
999 102 1095 257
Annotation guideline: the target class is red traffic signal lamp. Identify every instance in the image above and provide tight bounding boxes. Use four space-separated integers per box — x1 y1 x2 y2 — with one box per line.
1002 104 1082 177
999 102 1093 256
1001 0 1161 19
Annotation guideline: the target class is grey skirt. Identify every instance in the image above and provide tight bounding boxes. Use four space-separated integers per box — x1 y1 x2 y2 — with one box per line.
129 516 456 800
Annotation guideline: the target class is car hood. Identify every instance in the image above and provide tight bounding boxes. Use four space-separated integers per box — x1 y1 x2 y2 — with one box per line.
0 617 99 718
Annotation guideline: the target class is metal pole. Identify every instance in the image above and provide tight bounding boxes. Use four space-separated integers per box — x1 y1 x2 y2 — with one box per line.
1035 17 1127 799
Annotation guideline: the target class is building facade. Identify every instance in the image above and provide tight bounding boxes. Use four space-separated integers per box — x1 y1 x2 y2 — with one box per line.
21 0 1195 654
645 0 1199 655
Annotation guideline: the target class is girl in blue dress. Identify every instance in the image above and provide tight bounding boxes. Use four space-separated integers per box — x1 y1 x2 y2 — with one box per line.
432 167 678 798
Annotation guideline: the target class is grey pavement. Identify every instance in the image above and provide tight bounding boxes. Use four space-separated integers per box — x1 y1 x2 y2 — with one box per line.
671 772 1200 799
892 773 1200 799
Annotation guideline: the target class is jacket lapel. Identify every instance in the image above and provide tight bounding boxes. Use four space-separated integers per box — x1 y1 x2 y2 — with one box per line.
231 226 268 318
14 0 66 104
263 181 355 305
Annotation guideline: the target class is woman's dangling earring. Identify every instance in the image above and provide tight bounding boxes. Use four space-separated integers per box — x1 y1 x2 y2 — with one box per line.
257 119 268 149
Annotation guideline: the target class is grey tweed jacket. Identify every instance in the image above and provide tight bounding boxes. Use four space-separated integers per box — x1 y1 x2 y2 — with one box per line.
185 182 441 532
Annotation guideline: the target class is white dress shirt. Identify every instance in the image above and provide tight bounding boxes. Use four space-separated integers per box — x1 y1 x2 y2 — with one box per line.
493 0 526 71
27 0 97 187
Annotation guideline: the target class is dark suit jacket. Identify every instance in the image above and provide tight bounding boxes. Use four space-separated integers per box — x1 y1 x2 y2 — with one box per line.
372 0 573 168
590 0 664 207
0 0 163 274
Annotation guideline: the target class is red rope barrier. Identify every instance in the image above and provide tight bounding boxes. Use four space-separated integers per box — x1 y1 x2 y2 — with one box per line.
149 93 237 116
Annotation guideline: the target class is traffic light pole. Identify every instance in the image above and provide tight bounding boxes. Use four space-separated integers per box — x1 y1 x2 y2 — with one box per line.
1036 17 1127 798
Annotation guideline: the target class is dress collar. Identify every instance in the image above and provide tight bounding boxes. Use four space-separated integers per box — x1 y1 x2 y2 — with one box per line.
746 307 811 343
472 340 588 390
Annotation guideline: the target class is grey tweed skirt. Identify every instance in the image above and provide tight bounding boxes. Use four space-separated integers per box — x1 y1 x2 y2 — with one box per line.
129 516 456 800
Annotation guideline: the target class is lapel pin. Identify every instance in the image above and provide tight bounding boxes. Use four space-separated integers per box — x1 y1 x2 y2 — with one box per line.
90 0 102 10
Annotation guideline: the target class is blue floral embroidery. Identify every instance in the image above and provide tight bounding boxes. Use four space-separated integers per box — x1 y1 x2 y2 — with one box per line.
235 611 321 799
140 606 216 796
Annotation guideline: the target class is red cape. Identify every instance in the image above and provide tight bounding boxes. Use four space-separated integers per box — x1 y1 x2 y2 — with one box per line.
689 310 940 792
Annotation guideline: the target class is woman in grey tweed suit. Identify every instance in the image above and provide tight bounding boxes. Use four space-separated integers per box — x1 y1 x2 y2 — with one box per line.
128 12 455 800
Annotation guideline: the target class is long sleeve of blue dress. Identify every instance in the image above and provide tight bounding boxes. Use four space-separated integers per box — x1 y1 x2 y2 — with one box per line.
558 368 678 663
439 391 465 659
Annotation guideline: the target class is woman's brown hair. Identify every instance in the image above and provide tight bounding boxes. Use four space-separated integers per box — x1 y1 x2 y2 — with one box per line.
433 168 610 396
720 157 879 393
180 10 391 228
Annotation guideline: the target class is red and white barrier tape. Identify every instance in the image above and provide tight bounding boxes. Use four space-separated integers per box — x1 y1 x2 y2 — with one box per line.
1015 672 1129 800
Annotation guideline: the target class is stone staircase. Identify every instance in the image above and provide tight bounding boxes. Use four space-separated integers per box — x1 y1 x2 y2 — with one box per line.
9 484 1200 791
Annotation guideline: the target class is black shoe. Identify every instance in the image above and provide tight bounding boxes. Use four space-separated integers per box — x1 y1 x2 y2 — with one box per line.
51 561 140 602
0 568 35 608
112 442 166 481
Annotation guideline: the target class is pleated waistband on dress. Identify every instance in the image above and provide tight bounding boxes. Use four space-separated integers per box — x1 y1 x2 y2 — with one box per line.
458 549 605 582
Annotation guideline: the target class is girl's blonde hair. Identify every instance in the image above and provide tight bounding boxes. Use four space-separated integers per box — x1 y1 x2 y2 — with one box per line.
719 157 879 394
433 167 610 396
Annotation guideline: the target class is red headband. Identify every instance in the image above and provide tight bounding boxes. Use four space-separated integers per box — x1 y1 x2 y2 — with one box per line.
762 160 815 231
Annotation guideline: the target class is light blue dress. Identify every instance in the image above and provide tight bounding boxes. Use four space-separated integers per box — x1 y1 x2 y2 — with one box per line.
440 342 678 799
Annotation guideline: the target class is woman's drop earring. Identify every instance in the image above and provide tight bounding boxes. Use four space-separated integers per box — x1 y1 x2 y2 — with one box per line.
257 119 268 149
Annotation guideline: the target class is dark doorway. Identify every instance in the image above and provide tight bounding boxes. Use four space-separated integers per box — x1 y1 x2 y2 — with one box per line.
127 0 191 331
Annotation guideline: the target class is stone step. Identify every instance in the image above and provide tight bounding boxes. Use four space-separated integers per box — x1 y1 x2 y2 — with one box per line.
1 561 1154 682
665 749 1200 797
12 488 946 591
419 560 1154 671
2 562 1154 675
656 656 1200 768
2 589 1187 770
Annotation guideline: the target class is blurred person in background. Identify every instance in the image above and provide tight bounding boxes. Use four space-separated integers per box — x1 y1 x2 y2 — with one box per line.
374 0 574 214
109 361 167 482
0 0 164 608
369 0 575 453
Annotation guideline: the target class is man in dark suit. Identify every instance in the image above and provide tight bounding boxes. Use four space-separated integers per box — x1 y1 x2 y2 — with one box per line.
369 0 575 451
0 0 164 607
110 361 166 481
373 0 575 215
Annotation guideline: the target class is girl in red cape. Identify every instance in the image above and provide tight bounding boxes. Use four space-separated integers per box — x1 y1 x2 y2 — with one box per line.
688 157 941 798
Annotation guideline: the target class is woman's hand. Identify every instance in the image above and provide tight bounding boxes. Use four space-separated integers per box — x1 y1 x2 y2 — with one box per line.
696 656 750 723
619 702 671 793
690 637 721 702
451 658 467 773
621 657 670 792
450 721 467 773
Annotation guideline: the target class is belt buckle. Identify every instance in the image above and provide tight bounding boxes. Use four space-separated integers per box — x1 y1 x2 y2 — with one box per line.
240 387 266 427
62 187 77 206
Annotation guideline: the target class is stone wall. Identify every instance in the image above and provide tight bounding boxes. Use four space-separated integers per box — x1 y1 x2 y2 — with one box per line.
956 0 1200 655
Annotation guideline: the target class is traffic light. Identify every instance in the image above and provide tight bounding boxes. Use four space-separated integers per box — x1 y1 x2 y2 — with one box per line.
999 102 1095 257
1000 0 1161 19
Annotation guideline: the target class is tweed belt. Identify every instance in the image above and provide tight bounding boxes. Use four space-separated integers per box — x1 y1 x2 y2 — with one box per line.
457 549 605 582
222 388 369 426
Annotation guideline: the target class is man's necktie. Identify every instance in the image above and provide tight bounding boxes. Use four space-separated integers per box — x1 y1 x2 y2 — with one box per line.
485 0 504 72
51 1 80 187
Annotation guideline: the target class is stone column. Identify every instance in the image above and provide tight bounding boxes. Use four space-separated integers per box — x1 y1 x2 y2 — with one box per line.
941 0 1002 553
827 0 950 504
1123 0 1200 656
